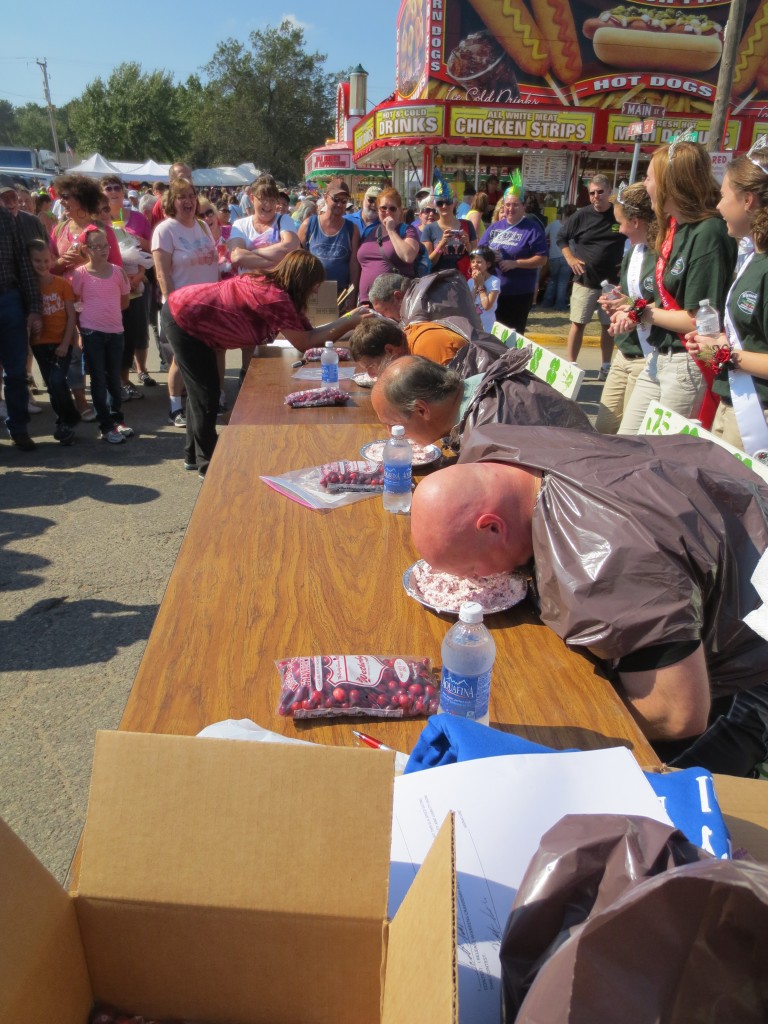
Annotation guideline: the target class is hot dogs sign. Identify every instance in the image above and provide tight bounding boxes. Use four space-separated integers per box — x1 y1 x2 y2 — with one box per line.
396 0 768 117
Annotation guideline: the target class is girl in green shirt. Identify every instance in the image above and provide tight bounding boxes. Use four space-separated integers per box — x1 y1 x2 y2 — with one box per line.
685 143 768 455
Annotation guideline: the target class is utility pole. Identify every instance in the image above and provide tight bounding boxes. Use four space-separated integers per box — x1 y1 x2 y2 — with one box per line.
36 58 62 168
708 0 748 153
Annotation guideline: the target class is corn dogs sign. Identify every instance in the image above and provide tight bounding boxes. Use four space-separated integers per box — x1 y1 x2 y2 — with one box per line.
396 0 768 118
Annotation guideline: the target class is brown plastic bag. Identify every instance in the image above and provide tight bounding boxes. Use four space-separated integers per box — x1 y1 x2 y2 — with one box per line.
501 814 768 1023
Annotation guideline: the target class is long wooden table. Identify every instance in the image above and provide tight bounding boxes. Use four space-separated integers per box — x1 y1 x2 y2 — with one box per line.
119 347 659 765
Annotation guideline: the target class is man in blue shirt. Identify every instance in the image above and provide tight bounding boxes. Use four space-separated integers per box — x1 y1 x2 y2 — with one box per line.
346 185 381 242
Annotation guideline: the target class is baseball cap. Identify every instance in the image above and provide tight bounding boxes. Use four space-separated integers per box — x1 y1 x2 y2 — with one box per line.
0 185 17 196
326 177 350 198
415 186 432 199
364 185 383 200
127 189 139 198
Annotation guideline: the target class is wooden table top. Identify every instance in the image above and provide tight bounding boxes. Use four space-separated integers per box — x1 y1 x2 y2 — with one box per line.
121 361 660 765
231 346 376 426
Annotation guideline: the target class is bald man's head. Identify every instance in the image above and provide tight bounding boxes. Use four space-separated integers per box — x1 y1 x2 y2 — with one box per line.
411 461 538 577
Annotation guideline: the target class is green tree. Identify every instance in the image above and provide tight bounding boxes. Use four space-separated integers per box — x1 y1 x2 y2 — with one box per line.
68 63 188 161
0 100 18 145
200 20 337 180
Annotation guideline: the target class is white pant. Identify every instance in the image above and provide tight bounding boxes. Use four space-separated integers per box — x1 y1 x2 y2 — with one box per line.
618 350 706 435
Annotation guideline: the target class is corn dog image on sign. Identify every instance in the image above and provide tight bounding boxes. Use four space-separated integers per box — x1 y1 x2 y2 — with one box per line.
397 0 767 124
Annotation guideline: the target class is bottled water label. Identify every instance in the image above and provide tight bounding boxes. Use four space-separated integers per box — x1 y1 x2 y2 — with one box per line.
440 668 491 719
321 365 338 386
384 463 411 494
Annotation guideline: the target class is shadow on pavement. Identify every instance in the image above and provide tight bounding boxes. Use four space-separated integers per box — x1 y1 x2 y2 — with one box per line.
0 597 158 671
0 511 54 591
0 468 160 509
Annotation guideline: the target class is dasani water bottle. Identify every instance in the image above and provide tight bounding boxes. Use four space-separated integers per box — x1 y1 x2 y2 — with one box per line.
439 601 496 726
382 425 412 514
321 341 339 388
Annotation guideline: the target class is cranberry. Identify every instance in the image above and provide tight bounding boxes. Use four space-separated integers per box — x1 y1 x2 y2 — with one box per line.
387 680 399 692
332 686 347 703
348 688 361 704
376 693 389 707
408 682 423 696
424 683 437 698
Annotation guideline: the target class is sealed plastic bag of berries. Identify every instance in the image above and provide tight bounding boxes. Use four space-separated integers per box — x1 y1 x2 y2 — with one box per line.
276 655 439 718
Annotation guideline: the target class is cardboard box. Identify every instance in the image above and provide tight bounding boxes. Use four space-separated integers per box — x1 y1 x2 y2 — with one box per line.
0 733 457 1024
306 281 339 328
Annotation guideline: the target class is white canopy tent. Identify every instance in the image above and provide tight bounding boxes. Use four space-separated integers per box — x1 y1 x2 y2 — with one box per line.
69 156 262 187
67 153 123 178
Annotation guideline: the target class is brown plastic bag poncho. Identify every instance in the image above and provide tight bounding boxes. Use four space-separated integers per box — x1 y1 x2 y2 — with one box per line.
400 269 508 376
500 814 768 1024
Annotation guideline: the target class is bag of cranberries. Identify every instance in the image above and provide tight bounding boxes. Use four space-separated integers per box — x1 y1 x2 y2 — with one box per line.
276 655 439 718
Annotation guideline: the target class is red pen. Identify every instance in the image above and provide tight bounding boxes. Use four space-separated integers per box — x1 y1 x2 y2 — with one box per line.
352 729 394 751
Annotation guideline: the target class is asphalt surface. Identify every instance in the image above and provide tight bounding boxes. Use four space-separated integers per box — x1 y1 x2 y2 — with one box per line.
0 338 604 883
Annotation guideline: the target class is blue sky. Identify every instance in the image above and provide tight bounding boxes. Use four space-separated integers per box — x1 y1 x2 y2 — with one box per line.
0 3 398 120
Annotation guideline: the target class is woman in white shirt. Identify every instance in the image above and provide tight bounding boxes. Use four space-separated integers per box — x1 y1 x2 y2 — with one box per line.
228 176 300 274
152 177 219 427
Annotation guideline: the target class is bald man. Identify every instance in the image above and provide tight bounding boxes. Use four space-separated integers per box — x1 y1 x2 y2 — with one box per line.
411 423 768 777
372 350 591 447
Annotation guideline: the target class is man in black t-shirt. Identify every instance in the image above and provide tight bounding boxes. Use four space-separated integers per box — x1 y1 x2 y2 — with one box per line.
558 175 624 377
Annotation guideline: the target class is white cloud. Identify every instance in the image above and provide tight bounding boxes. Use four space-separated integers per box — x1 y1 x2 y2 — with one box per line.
281 12 313 32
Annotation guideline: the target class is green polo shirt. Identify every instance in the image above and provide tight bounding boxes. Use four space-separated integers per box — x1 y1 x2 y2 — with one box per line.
713 251 768 406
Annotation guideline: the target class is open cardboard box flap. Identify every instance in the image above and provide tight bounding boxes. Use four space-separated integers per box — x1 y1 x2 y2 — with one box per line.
0 731 457 1024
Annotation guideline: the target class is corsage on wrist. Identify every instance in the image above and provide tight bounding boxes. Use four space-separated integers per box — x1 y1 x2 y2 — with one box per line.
626 298 649 325
710 345 737 372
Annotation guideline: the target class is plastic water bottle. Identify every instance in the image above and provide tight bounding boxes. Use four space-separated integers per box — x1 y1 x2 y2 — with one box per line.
382 425 412 514
439 601 496 726
321 341 339 388
696 298 720 337
601 279 621 299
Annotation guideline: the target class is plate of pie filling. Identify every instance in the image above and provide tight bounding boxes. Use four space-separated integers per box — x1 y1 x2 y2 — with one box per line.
360 440 442 466
403 559 529 615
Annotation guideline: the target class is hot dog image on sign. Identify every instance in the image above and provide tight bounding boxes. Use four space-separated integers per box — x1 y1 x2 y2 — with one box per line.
409 0 768 118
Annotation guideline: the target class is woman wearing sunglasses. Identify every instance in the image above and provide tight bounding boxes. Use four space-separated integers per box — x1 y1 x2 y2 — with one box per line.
683 139 768 456
421 182 475 275
611 139 736 434
356 188 419 304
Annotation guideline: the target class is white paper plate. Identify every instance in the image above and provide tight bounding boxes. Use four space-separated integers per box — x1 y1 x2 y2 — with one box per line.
352 372 376 388
403 560 528 615
361 440 441 466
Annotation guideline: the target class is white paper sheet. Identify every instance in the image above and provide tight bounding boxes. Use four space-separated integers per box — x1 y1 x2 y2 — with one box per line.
292 365 356 380
389 747 671 1024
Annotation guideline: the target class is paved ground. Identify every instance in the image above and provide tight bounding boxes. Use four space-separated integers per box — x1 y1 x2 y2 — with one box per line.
0 332 604 883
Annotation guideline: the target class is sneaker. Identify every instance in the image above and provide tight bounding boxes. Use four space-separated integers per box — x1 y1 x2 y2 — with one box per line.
10 432 37 451
80 407 98 422
101 427 126 444
122 382 143 401
139 372 158 387
169 409 186 427
54 426 76 446
116 422 134 438
27 374 43 394
597 364 611 382
183 461 198 471
28 399 43 414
